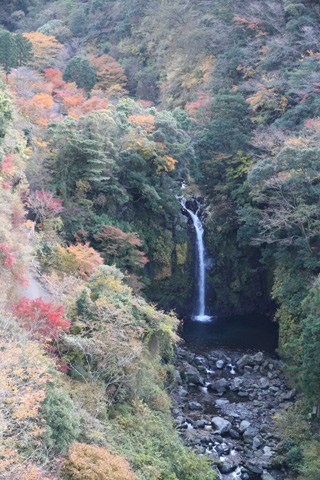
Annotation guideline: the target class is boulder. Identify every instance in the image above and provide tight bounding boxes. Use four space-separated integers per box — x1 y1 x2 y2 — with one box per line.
260 377 270 389
246 459 263 474
262 473 276 480
236 354 253 369
189 401 204 411
239 420 251 432
253 351 264 364
181 362 203 385
212 417 232 434
215 399 230 408
230 377 243 391
216 360 224 369
208 378 229 393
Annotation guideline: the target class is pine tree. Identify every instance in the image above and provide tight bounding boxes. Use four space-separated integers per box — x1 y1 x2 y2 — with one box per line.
0 30 17 81
15 32 33 67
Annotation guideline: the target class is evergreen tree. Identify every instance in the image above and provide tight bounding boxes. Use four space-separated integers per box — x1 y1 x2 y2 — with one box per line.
15 32 33 67
63 55 97 93
0 30 17 81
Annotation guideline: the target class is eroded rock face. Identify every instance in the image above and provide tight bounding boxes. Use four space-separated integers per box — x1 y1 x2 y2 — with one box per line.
172 347 294 480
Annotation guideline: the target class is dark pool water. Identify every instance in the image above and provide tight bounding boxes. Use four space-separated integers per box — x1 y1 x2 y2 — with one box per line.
181 314 278 354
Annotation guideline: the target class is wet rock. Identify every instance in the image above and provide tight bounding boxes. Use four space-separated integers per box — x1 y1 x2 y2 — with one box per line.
220 459 235 473
193 419 206 428
181 362 203 385
212 417 232 434
189 401 204 411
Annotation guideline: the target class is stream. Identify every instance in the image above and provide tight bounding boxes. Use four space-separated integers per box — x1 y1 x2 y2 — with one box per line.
176 199 287 480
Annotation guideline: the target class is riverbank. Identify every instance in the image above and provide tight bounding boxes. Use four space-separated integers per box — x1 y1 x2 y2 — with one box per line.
172 346 296 480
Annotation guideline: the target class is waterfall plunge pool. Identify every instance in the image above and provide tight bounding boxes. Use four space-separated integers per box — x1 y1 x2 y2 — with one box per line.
181 313 278 355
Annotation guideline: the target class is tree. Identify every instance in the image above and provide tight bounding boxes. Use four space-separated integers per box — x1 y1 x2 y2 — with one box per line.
51 243 104 280
89 54 128 97
198 89 252 156
23 32 63 71
63 56 97 93
299 277 320 407
248 147 320 250
12 297 70 343
15 32 33 67
0 30 17 81
27 190 64 222
94 225 149 272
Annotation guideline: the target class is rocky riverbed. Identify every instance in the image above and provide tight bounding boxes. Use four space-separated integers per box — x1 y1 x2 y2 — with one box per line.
172 346 297 480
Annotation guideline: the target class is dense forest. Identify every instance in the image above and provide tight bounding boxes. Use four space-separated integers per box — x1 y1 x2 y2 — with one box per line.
1 0 320 478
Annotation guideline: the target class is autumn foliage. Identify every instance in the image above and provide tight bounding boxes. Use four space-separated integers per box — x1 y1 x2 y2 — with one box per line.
27 190 64 220
51 243 104 280
95 225 149 270
0 315 52 480
61 443 137 480
12 297 70 342
23 32 63 70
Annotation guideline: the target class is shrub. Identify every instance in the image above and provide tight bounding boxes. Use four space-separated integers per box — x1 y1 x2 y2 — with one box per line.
61 443 137 480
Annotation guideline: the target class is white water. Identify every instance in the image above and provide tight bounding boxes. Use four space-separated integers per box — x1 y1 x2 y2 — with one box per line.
181 199 212 322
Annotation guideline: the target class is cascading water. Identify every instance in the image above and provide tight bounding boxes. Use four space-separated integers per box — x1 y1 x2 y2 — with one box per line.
181 198 212 322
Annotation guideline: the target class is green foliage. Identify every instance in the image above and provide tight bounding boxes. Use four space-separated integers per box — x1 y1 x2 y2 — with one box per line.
0 30 17 76
110 403 216 480
42 387 81 453
63 55 97 92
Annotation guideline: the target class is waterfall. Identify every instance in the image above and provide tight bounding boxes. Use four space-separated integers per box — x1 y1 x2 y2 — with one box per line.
181 199 212 322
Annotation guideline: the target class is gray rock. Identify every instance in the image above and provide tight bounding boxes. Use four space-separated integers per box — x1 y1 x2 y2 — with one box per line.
236 354 253 369
215 399 230 408
260 377 270 389
262 473 276 480
175 369 183 384
230 377 243 391
189 401 204 411
182 362 203 385
220 460 235 473
239 420 251 432
193 420 206 428
216 360 225 369
230 429 241 440
177 386 188 396
281 389 296 401
253 351 264 364
243 427 259 443
212 417 232 434
238 391 249 397
208 378 229 393
253 436 263 449
246 459 263 474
